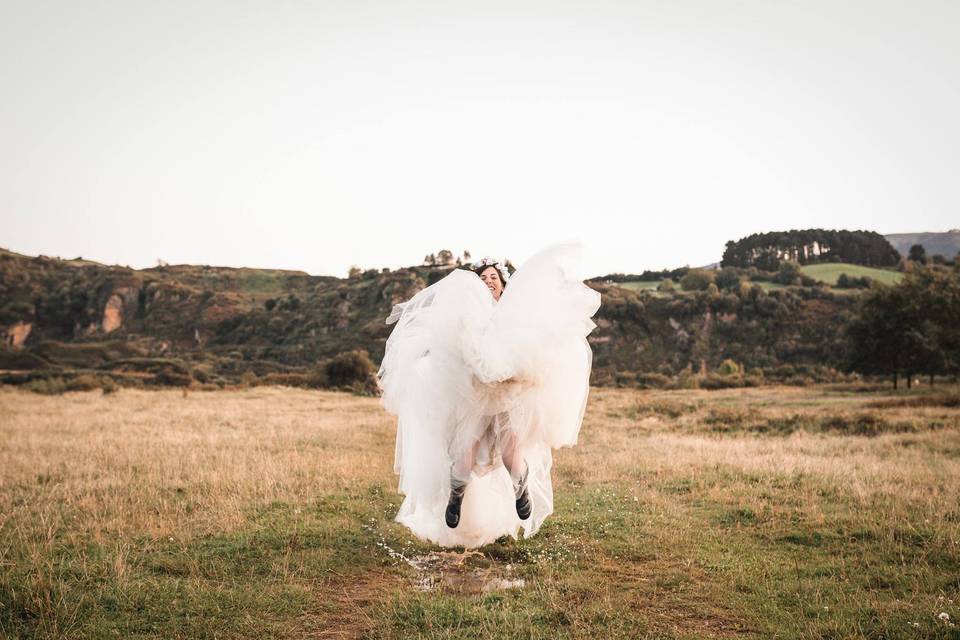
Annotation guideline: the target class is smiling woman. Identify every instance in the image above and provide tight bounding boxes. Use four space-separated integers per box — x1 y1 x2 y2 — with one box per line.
378 242 601 548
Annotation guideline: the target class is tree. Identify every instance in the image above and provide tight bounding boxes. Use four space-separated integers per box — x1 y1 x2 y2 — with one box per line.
680 270 715 291
715 267 741 291
773 261 802 285
908 244 927 263
844 267 960 387
844 284 922 388
348 266 362 278
436 249 455 265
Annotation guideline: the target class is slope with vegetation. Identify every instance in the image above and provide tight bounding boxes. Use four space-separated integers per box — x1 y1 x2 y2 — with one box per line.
2 238 958 392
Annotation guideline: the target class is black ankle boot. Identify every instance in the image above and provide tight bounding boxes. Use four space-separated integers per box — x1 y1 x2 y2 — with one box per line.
445 483 466 528
514 467 532 520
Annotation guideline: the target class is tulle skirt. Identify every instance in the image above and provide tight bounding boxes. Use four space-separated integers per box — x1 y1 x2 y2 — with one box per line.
378 242 601 548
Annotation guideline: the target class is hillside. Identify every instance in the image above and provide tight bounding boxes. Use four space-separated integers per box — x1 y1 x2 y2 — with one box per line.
885 231 960 259
1 248 861 389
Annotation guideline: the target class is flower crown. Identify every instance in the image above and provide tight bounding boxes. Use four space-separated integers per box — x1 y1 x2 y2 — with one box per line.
474 256 510 283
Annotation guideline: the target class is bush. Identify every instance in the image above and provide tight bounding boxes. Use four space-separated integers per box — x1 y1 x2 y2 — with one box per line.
65 374 103 392
26 377 67 395
635 372 672 389
156 367 193 387
715 268 742 291
325 350 376 388
657 278 675 293
680 270 715 291
700 373 746 389
716 359 742 376
836 273 873 289
773 261 802 285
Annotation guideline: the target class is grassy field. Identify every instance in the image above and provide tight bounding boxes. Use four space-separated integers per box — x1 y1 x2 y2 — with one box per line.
799 263 904 286
615 263 903 294
2 384 959 639
616 281 663 292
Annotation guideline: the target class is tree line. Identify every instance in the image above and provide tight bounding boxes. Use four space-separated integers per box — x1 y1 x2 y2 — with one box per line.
844 265 960 388
722 229 901 270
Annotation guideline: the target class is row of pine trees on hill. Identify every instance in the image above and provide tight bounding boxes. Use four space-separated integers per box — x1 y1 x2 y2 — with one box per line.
721 229 901 270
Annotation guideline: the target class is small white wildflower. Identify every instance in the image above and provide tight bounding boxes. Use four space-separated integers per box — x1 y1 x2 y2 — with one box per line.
938 612 950 622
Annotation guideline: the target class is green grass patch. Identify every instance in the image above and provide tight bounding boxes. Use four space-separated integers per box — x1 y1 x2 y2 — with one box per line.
801 262 904 286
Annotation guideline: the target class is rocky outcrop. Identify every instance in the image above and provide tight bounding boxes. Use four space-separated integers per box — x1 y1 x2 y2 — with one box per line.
5 321 31 349
102 294 125 333
101 286 139 334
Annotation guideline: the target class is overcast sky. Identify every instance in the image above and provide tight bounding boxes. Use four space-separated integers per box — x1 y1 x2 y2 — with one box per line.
2 0 957 277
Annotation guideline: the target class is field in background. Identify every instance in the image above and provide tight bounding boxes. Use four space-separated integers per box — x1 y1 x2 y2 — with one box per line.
615 262 903 294
2 385 959 639
799 263 904 286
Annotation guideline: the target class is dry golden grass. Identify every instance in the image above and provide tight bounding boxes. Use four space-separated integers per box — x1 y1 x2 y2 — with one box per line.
2 384 959 639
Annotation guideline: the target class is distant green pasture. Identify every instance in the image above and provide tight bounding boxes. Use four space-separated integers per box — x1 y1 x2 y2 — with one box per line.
616 280 662 292
800 263 903 286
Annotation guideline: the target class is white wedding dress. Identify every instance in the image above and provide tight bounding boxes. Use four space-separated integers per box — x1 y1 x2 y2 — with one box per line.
378 242 601 548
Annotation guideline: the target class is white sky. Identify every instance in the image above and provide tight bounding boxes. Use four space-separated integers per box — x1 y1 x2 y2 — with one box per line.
2 0 958 278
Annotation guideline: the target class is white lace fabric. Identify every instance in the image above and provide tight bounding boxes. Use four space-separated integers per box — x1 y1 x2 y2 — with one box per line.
378 242 601 548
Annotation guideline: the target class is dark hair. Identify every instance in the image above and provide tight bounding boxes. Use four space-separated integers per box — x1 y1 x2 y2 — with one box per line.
473 264 507 288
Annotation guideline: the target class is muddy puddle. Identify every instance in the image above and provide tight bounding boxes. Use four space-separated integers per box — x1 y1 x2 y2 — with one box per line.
406 551 525 594
376 539 525 595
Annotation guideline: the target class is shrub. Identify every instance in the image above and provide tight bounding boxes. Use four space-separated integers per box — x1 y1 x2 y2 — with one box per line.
156 367 193 387
680 270 715 291
716 359 742 376
65 374 103 392
324 350 376 388
635 372 672 389
773 261 802 285
26 377 67 395
657 278 675 293
700 373 746 389
715 268 741 291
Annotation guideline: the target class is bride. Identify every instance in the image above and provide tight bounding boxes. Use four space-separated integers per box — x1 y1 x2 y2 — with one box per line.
378 242 601 548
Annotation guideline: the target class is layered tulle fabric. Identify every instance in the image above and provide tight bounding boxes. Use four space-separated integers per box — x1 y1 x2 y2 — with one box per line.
378 242 601 548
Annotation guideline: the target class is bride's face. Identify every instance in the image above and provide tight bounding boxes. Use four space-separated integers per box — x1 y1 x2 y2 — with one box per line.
478 266 504 301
